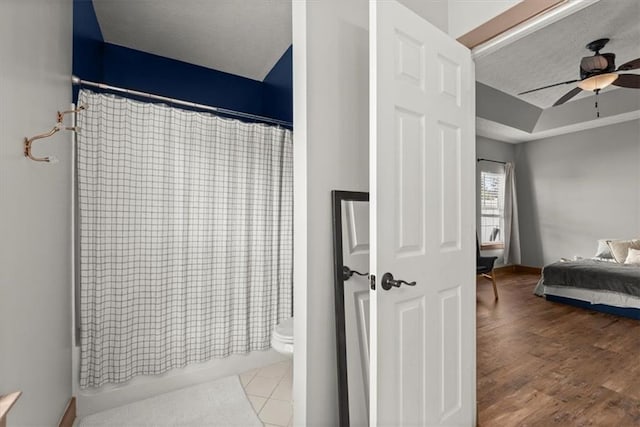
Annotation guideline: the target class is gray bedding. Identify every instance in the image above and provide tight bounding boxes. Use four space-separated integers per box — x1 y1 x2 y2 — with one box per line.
538 259 640 298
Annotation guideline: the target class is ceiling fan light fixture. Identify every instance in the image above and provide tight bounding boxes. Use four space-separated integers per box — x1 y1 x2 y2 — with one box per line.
580 55 609 72
577 73 618 91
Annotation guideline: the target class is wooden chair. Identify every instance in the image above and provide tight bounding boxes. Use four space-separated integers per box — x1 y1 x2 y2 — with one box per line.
0 391 21 427
477 236 499 299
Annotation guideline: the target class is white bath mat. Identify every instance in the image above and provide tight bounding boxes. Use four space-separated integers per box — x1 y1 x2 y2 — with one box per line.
78 375 262 427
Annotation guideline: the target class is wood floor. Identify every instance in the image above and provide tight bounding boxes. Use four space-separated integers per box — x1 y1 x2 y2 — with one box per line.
477 271 640 426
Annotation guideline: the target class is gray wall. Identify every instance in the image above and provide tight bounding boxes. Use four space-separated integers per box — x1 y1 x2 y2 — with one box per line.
399 0 448 32
292 1 369 424
477 136 516 163
476 137 516 266
0 0 73 424
515 119 640 267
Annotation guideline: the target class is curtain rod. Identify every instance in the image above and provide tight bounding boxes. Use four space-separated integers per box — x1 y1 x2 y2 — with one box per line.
71 76 293 128
477 158 507 165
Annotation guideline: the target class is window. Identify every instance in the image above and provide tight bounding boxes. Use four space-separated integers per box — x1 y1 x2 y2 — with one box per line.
479 170 505 249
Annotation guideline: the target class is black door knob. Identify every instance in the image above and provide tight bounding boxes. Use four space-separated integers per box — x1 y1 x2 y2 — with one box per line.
342 265 368 281
381 272 416 291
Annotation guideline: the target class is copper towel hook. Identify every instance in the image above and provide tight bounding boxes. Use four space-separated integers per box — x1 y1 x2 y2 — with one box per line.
24 105 86 163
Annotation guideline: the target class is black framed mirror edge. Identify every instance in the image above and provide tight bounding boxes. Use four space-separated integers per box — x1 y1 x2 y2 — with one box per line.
331 190 369 427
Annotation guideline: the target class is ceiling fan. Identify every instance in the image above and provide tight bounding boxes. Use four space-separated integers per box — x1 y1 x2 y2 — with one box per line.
518 38 640 107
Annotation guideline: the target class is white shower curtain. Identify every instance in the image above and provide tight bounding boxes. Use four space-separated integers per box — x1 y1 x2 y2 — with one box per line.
503 162 521 265
77 90 293 388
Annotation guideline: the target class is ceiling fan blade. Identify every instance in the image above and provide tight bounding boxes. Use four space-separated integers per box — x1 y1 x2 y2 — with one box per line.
617 58 640 71
518 79 580 96
612 73 640 88
553 87 583 106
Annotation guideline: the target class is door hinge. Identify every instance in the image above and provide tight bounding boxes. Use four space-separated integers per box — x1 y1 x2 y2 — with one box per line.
370 274 376 290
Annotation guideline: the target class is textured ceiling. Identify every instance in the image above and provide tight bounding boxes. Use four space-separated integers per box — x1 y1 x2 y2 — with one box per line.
476 0 640 108
92 0 292 81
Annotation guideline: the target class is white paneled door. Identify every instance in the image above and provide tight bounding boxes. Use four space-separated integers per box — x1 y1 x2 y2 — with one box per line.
369 1 476 426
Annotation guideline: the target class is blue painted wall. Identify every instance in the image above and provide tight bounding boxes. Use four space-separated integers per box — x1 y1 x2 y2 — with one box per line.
72 0 293 125
102 44 266 118
72 0 103 99
263 46 293 124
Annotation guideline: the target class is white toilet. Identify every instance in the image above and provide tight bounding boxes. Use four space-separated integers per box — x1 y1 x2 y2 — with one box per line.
271 317 294 356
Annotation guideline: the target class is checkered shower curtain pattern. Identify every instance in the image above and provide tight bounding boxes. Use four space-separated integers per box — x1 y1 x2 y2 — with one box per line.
77 90 293 388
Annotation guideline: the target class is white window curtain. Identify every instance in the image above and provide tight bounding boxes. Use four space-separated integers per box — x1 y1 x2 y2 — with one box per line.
76 90 293 388
503 162 521 265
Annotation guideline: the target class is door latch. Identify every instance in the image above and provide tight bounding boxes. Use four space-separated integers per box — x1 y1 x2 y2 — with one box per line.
370 274 376 290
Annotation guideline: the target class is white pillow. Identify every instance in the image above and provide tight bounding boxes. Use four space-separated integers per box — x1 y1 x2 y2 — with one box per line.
594 239 614 259
608 239 640 263
624 248 640 265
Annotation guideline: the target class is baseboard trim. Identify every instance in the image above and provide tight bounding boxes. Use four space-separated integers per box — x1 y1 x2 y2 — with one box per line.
58 397 75 427
493 265 542 275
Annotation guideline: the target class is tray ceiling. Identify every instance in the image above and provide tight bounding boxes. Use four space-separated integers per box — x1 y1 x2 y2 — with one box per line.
476 0 640 108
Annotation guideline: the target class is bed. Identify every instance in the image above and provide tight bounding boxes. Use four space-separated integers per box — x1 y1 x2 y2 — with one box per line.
535 240 640 319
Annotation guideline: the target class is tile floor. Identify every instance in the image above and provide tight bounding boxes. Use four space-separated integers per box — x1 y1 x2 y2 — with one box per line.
240 359 293 427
